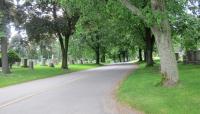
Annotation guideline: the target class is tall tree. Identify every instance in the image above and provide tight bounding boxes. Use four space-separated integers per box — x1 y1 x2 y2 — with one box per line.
75 0 111 64
121 0 179 86
0 0 14 74
24 0 80 69
52 1 80 69
144 27 155 66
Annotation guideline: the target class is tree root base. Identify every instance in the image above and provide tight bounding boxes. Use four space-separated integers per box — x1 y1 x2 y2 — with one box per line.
156 75 179 87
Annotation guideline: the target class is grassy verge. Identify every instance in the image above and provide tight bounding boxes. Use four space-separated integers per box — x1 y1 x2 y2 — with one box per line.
0 64 101 88
117 63 200 114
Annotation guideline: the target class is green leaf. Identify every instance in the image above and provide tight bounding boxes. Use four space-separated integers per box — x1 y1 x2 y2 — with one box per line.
0 31 5 38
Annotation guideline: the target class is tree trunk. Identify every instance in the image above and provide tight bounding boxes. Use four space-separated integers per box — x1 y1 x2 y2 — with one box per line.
125 50 129 62
144 50 147 62
1 37 10 74
60 45 67 69
152 27 179 86
145 27 154 66
151 0 179 86
101 53 106 63
10 64 13 69
120 0 179 86
122 51 126 62
118 54 122 62
113 54 116 63
58 34 68 69
53 3 70 70
101 47 106 63
138 48 143 61
64 35 70 69
95 48 100 64
94 35 101 64
61 55 67 69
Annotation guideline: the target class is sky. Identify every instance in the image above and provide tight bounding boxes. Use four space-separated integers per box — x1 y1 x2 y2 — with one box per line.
10 0 25 38
10 26 17 37
13 0 25 5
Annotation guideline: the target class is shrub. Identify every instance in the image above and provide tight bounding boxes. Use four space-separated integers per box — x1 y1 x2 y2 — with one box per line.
0 50 20 67
8 50 21 67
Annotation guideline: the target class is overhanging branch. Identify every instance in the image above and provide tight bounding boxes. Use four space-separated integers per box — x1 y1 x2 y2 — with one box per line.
120 0 145 20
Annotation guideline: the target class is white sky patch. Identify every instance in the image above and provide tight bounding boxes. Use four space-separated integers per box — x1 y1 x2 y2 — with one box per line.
186 1 199 16
10 26 18 37
11 0 25 38
13 0 25 5
57 9 64 17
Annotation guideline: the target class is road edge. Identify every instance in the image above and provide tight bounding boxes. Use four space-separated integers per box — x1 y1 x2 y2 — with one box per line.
104 64 144 114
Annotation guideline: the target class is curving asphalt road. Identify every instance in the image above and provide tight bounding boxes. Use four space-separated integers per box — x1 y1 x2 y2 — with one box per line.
0 64 136 114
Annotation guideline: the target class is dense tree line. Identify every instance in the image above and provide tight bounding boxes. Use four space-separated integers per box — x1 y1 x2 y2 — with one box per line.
0 0 199 87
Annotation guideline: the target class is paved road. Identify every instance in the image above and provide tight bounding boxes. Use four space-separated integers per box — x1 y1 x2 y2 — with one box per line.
0 64 136 114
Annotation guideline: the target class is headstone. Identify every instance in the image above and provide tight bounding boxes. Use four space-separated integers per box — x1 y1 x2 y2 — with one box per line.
49 60 55 67
20 59 23 66
16 62 20 66
175 53 179 61
54 59 59 65
71 60 75 64
183 55 188 64
187 51 192 63
22 59 28 68
195 50 200 64
34 60 37 65
41 58 47 66
80 60 83 64
29 60 34 70
196 51 200 61
185 50 200 64
191 51 196 63
85 59 89 63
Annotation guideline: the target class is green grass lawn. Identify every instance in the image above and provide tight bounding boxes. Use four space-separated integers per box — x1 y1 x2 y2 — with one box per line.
0 64 101 88
117 63 200 114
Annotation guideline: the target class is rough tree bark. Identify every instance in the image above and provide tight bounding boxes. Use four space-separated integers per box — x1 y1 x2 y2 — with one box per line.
53 4 68 69
138 48 143 61
95 48 100 64
151 0 179 86
125 50 129 62
88 44 101 65
56 33 70 69
118 53 122 62
64 34 70 69
0 0 12 74
145 27 155 66
101 53 106 63
121 0 179 86
1 36 10 74
52 2 79 69
144 50 147 62
113 54 117 63
57 33 68 69
122 51 126 62
95 36 101 64
101 47 106 63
